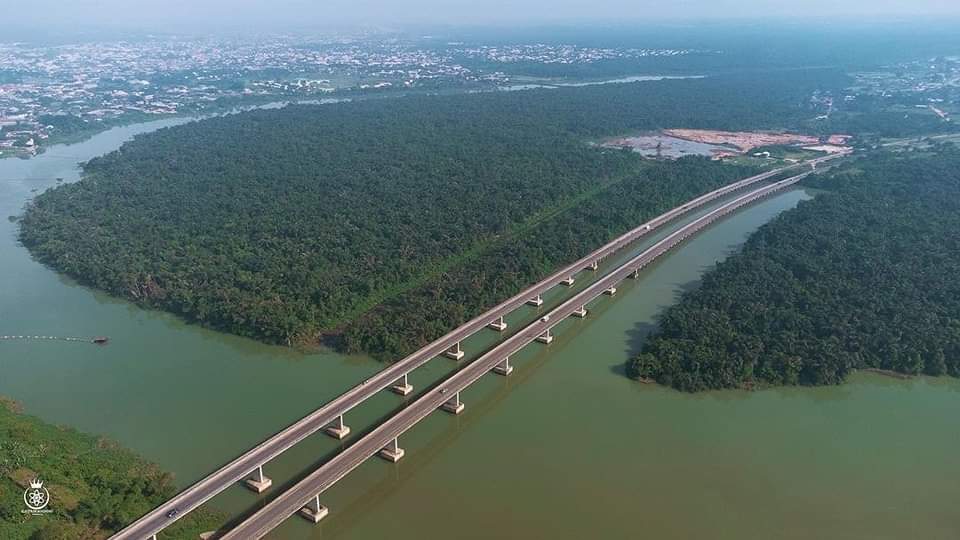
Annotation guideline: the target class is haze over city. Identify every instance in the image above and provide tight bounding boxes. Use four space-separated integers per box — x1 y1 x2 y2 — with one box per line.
10 0 960 30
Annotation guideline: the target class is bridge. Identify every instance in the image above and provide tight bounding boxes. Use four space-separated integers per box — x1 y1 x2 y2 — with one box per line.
217 169 820 538
112 153 843 540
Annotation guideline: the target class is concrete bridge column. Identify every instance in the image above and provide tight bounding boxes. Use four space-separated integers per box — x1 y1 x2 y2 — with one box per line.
324 414 351 440
561 276 575 286
299 494 329 523
441 391 465 414
536 329 554 344
390 373 413 396
243 464 273 493
488 315 508 332
445 341 465 360
526 294 544 307
586 260 599 271
379 437 405 463
572 305 588 318
628 268 640 279
493 356 513 376
603 286 617 296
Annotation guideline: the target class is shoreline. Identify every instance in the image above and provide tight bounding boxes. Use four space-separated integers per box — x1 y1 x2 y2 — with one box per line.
860 367 916 380
0 94 354 162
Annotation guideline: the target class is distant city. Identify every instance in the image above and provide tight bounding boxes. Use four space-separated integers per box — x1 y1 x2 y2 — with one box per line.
849 56 960 120
3 32 957 160
0 34 700 158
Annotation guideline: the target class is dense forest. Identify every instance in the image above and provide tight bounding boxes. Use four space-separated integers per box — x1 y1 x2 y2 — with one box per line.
342 157 759 359
19 69 836 351
0 397 221 539
629 145 960 391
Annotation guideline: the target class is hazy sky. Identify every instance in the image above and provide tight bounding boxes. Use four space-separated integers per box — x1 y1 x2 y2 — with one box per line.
12 0 960 31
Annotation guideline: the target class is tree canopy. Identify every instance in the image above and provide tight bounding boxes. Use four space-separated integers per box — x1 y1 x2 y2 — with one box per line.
20 69 843 353
629 144 960 391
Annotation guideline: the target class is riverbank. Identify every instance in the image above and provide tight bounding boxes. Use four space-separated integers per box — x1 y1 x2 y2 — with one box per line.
0 396 222 539
630 147 960 390
0 94 350 162
861 367 915 380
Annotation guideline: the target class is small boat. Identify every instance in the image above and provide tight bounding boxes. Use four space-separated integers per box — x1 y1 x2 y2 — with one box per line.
92 337 109 345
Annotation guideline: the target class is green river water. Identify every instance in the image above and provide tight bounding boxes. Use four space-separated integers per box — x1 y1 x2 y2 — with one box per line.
0 119 957 540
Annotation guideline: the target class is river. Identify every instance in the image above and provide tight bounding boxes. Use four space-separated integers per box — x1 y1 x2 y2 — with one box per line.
1 120 957 540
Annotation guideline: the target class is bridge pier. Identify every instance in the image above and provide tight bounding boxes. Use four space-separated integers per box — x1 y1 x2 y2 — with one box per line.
379 437 405 463
390 373 413 396
299 494 329 524
444 341 465 360
526 294 544 307
488 315 508 332
572 305 588 318
536 329 554 344
243 465 272 494
441 391 465 414
603 286 617 296
586 260 599 271
493 356 513 376
324 414 351 440
628 268 640 279
560 276 575 286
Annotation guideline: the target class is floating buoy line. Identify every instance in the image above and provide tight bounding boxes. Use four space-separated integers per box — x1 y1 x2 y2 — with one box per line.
0 335 109 345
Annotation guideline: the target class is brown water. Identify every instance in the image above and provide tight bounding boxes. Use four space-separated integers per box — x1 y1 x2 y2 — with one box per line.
0 122 957 540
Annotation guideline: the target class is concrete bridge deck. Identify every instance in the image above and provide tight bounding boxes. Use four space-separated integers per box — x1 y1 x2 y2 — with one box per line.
217 170 817 539
111 154 842 540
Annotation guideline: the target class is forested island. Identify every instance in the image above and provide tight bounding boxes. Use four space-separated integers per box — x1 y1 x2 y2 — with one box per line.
0 397 221 539
18 69 841 356
629 144 960 391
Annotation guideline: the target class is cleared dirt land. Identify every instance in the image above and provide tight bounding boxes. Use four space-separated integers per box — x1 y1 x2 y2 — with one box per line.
664 128 821 152
603 129 852 160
